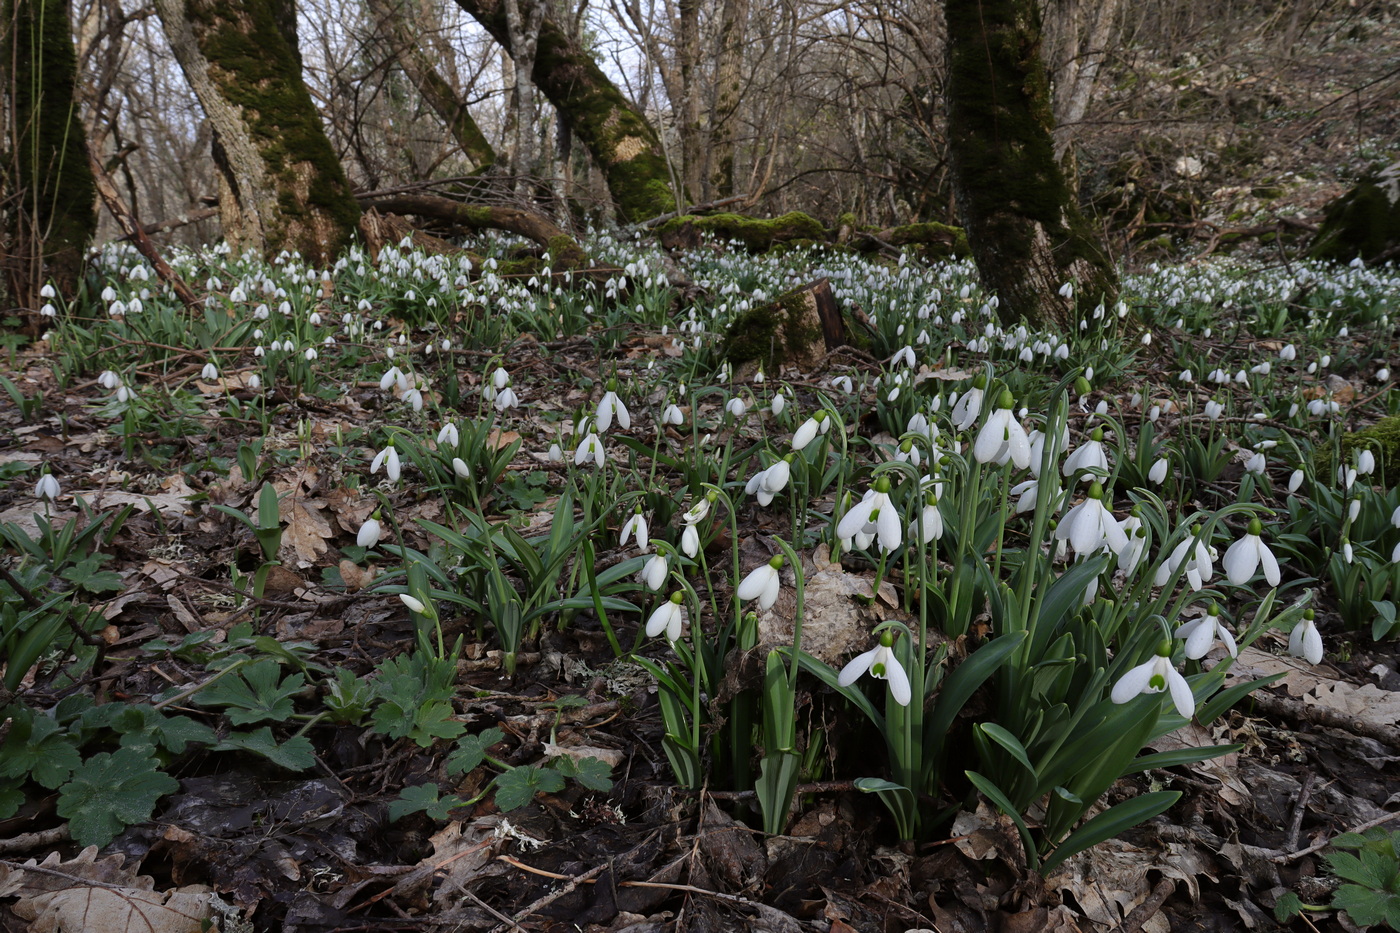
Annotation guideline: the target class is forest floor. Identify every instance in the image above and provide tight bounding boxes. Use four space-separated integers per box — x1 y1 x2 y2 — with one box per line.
2 10 1400 930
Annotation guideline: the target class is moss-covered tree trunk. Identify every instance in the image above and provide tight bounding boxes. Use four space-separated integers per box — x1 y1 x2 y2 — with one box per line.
153 0 359 265
943 0 1116 327
451 0 677 222
2 0 98 304
366 0 495 170
709 0 748 198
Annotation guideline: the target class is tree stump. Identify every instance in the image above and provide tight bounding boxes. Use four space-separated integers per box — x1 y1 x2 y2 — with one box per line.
720 278 847 374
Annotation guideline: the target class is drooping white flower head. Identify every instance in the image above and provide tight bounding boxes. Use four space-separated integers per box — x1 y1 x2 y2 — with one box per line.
357 516 382 548
973 391 1030 469
908 497 944 545
34 472 60 502
646 592 687 642
619 507 649 551
837 631 911 706
1287 611 1323 665
574 432 605 468
1148 458 1169 485
1110 644 1194 718
1154 527 1214 591
371 444 401 482
745 458 792 506
836 477 901 552
1221 518 1281 587
640 551 669 591
792 411 829 451
951 377 986 432
737 556 784 611
437 423 460 447
1174 604 1237 660
1055 482 1127 557
1062 426 1110 482
596 388 630 431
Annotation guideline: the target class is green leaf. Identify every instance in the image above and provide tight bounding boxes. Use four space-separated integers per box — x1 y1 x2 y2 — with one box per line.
1273 891 1303 921
494 765 564 812
214 727 316 771
926 632 1027 755
0 709 80 789
1041 791 1182 873
1333 883 1400 928
977 723 1038 781
197 658 304 725
57 748 178 848
110 705 216 754
1123 744 1243 775
966 770 1039 872
389 783 467 821
553 756 613 792
447 727 505 776
0 781 23 819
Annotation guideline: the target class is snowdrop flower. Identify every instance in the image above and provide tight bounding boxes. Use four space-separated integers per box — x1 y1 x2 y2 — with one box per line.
745 457 792 506
908 496 944 544
1175 604 1236 659
681 523 700 558
574 432 605 468
1155 527 1214 591
98 370 120 390
1055 483 1127 557
304 348 317 361
1222 519 1280 586
452 458 471 479
1062 427 1109 481
494 385 519 411
737 555 784 611
646 592 687 642
1178 370 1194 384
1110 644 1194 718
1244 451 1266 475
1118 510 1148 574
973 392 1030 469
371 444 401 482
1148 458 1169 485
399 593 430 615
619 507 649 551
596 387 630 431
201 361 219 380
34 471 60 502
1377 367 1391 382
357 515 382 548
771 393 786 416
661 403 684 426
1357 450 1376 476
438 423 460 447
1204 399 1224 421
403 388 423 411
1288 470 1304 493
951 377 985 432
1009 479 1042 514
831 375 853 394
1280 344 1296 361
1288 611 1323 664
39 283 55 299
640 551 669 591
837 631 911 706
726 396 748 419
836 477 901 552
1348 497 1361 523
792 412 829 450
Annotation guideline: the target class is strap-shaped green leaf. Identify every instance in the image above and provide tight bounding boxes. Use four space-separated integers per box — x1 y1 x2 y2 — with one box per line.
1041 791 1181 873
966 770 1039 872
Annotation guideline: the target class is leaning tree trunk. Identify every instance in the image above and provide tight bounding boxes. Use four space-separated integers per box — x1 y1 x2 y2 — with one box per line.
152 0 359 265
943 0 1116 327
452 0 677 222
2 0 98 305
366 0 495 170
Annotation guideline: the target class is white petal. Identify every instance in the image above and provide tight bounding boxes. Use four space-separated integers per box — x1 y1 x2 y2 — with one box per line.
837 499 873 541
1222 537 1258 585
737 565 774 602
876 503 903 551
760 572 781 610
1258 541 1280 587
885 656 912 706
1303 622 1323 664
1218 624 1238 658
1111 660 1157 704
837 647 879 686
1167 668 1196 718
1183 619 1213 660
792 419 818 450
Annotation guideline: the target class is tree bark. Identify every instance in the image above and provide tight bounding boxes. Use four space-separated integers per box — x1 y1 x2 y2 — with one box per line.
451 0 677 222
2 0 98 304
501 0 546 192
365 0 496 170
152 0 359 265
943 0 1116 327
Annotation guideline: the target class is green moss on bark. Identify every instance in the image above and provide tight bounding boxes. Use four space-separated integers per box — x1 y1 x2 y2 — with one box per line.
186 0 359 263
1310 171 1400 265
5 0 97 296
1314 416 1400 488
721 284 826 371
657 212 827 251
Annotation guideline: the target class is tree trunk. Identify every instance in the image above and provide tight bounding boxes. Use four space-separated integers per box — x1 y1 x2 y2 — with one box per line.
943 0 1116 327
501 0 546 193
709 0 747 198
365 0 495 170
152 0 359 265
452 0 677 222
2 0 98 304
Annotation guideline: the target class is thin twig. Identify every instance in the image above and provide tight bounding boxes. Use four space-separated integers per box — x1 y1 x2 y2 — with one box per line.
1111 876 1176 933
1285 772 1316 852
1272 811 1400 863
0 825 71 855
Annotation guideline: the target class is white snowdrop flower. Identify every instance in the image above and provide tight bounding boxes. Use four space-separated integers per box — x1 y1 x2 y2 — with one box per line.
1288 470 1304 493
831 375 853 394
836 479 902 552
641 552 668 591
951 380 985 432
1377 368 1391 382
619 508 649 551
1280 344 1296 361
737 556 784 611
662 403 684 426
1178 370 1194 384
452 458 471 479
494 386 519 411
101 285 117 303
357 516 382 548
115 384 135 403
646 593 687 642
1141 331 1152 346
1222 519 1280 587
1117 513 1148 574
493 367 510 391
1062 427 1109 482
1245 451 1265 475
973 392 1030 469
201 363 219 380
1155 528 1214 591
99 370 120 390
1055 483 1127 557
1149 458 1169 485
1320 354 1331 369
438 423 460 447
908 498 944 544
1111 649 1194 719
371 445 401 482
1343 539 1354 563
771 393 786 416
1287 612 1323 665
596 389 630 431
403 388 423 411
34 472 60 501
837 632 911 706
792 413 828 450
304 348 318 361
1348 497 1361 523
726 396 748 419
247 374 261 390
1204 400 1224 421
1357 450 1376 475
574 432 605 468
745 458 792 506
1175 605 1237 659
399 593 428 615
39 283 55 299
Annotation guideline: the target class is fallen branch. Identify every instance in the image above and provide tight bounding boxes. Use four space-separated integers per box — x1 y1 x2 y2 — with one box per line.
86 146 199 310
1249 689 1400 749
